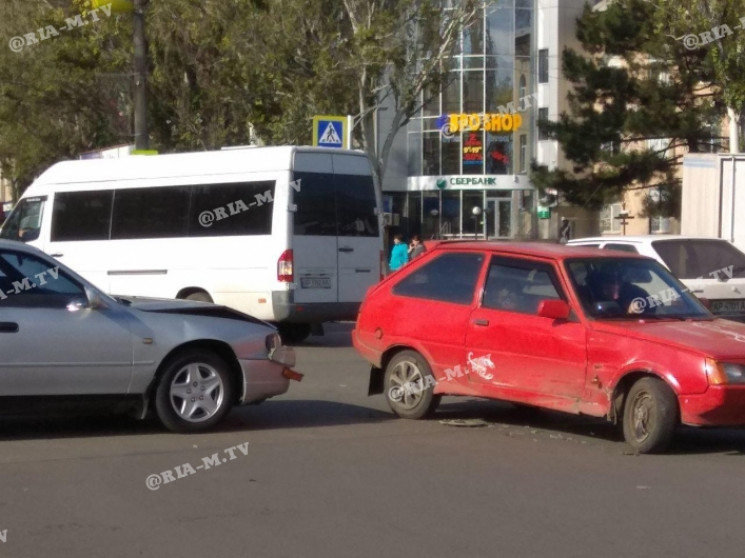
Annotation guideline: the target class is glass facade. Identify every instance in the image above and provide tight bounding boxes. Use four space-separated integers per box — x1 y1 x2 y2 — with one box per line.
399 0 536 240
409 0 533 179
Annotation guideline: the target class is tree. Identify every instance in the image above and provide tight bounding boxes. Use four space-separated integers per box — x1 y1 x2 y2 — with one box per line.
0 0 132 197
0 0 478 204
661 0 745 152
341 0 478 190
531 0 728 216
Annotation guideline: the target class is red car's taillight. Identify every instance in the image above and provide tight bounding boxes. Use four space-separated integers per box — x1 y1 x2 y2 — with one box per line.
278 249 293 282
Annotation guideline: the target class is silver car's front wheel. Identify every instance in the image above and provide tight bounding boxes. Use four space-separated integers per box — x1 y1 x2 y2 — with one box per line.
155 350 234 433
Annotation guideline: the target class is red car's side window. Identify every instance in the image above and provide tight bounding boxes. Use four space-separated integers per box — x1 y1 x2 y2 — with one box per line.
481 258 563 315
392 252 484 305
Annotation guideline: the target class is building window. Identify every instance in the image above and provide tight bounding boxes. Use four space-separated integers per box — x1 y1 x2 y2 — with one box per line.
600 140 621 155
485 134 511 174
519 134 527 172
647 187 672 234
646 138 669 157
650 216 671 234
441 190 462 236
422 132 440 175
519 74 527 100
538 108 549 141
538 49 548 83
600 202 623 234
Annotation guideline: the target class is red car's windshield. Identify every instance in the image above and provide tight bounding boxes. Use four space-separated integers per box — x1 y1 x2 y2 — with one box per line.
565 258 711 319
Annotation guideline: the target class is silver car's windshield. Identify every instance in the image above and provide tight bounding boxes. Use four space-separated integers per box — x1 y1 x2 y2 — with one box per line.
565 258 711 319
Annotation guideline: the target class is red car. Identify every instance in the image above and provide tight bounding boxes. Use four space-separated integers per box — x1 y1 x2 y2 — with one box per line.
353 241 745 453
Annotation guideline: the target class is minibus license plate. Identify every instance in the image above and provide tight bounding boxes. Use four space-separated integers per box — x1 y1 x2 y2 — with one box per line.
301 277 332 289
711 299 745 314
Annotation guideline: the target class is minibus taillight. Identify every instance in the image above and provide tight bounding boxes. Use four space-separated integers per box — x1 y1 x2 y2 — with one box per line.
278 250 294 282
380 250 385 281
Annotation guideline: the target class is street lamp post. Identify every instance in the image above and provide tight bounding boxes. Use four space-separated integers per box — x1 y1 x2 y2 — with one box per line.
472 206 482 240
430 209 439 239
133 0 149 150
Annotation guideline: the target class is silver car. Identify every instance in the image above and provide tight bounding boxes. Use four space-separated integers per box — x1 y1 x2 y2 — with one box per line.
0 239 300 432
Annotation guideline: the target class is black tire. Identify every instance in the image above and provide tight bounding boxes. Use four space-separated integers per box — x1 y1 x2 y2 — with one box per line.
278 323 312 344
622 377 678 454
384 350 441 419
185 291 212 303
154 350 234 433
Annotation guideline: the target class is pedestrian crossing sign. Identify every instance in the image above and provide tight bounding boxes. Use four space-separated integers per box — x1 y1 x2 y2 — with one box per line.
313 115 349 148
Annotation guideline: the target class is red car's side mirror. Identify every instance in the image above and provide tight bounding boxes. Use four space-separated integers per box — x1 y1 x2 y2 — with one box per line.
537 299 571 320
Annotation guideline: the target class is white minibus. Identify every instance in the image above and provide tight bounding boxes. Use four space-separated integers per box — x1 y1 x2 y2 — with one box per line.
1 146 383 342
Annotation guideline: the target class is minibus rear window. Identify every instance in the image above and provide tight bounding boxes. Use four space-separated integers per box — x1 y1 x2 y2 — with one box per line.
293 171 379 237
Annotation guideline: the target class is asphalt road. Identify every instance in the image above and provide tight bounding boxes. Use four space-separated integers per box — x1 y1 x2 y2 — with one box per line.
2 322 745 558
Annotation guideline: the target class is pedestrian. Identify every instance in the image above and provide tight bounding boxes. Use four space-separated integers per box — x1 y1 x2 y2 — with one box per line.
389 233 409 271
559 217 571 244
408 234 427 260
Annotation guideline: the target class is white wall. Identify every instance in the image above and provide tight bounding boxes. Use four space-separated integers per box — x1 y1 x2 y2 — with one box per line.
534 0 587 172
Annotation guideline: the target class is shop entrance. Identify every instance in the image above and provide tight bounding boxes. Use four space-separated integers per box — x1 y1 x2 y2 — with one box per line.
486 197 512 238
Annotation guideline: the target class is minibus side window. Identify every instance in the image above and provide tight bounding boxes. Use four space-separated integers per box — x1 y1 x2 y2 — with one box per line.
112 187 189 239
189 181 274 237
51 190 112 242
1 198 46 242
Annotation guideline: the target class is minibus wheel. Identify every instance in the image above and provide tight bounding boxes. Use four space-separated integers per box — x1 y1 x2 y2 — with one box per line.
278 323 311 344
184 291 212 303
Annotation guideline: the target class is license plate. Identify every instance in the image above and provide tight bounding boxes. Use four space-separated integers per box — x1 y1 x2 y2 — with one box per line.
710 299 745 314
300 277 332 289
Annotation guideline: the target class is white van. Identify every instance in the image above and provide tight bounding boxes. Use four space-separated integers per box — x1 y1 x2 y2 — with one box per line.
0 146 383 342
567 235 745 321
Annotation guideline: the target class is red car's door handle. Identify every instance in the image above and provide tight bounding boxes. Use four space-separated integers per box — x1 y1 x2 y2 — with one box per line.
473 319 489 326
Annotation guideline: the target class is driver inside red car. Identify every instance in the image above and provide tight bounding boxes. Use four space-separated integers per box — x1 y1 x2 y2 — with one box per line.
586 270 651 315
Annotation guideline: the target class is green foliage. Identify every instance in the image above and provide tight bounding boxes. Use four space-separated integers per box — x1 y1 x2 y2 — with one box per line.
0 0 476 201
533 0 741 217
0 0 131 195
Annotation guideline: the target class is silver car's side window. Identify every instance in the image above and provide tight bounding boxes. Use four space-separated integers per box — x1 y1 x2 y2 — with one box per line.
0 251 84 307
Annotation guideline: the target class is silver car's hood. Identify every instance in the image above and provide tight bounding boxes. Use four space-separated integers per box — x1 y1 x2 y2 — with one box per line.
116 296 271 327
